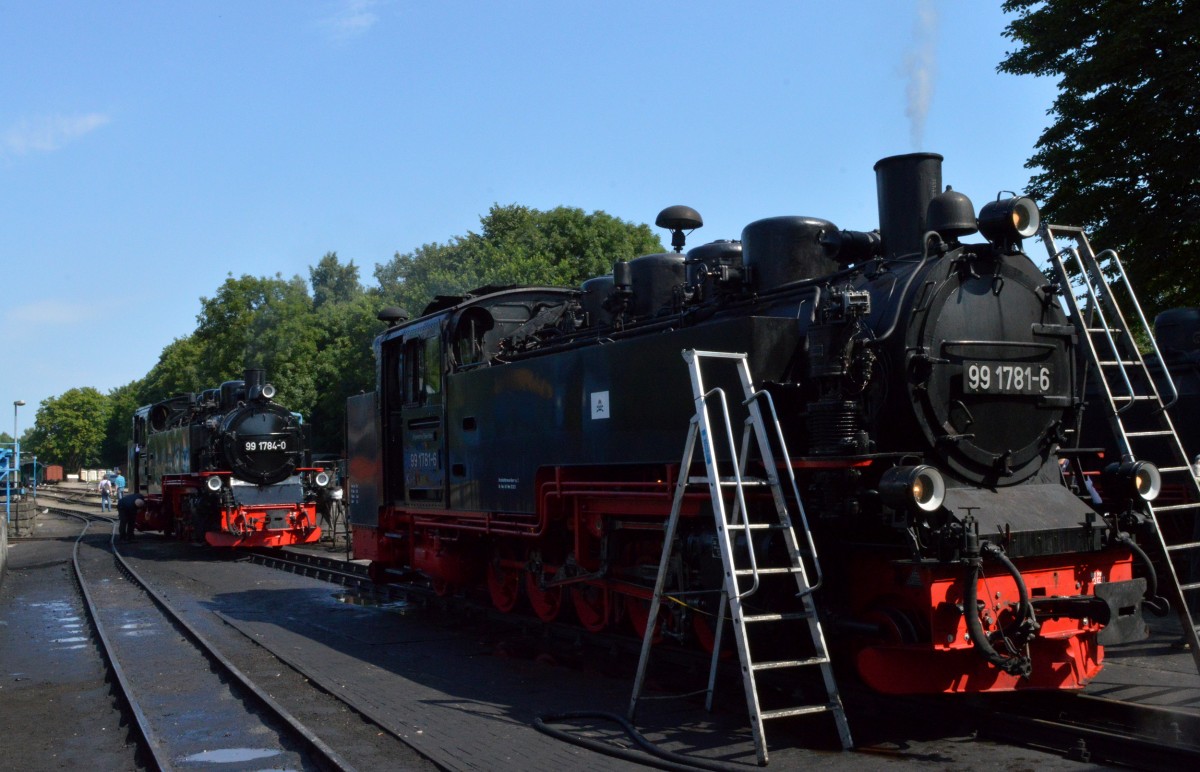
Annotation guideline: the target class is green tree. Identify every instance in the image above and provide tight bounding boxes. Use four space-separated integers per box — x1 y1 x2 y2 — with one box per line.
999 0 1200 313
192 273 321 417
99 380 145 468
310 251 362 310
140 335 208 405
25 388 110 471
375 204 663 315
307 293 383 452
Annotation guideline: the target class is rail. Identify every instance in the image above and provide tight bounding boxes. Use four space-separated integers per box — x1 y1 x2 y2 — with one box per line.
58 507 357 771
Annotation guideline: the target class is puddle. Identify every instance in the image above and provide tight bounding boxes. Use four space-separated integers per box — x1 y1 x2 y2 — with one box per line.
332 590 415 614
114 618 158 637
179 747 282 764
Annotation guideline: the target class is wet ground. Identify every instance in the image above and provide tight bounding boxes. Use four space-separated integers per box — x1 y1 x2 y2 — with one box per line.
0 513 136 770
3 503 1195 770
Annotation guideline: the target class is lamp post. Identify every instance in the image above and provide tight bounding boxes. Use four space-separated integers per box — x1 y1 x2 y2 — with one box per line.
14 400 24 493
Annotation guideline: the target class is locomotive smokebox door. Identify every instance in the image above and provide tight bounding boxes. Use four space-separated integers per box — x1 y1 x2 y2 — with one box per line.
904 253 1074 486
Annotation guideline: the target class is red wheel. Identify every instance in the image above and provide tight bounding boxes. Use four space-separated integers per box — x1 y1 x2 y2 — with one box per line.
525 571 564 622
625 595 663 643
486 548 522 613
572 583 609 632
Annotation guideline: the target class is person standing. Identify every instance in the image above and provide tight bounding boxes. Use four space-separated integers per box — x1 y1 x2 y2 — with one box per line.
116 492 145 543
114 469 127 498
98 477 113 512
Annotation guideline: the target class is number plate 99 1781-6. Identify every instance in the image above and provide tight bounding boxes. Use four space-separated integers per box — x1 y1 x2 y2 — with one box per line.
963 362 1053 395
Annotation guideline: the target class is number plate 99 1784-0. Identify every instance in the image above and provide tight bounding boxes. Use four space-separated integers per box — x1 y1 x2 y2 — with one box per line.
963 362 1053 395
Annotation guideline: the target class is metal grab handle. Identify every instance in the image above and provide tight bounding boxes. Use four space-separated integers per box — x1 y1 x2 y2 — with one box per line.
697 384 762 601
744 387 823 596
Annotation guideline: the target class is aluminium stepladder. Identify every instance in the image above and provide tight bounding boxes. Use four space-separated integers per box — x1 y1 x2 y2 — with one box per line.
627 349 853 765
1041 224 1200 674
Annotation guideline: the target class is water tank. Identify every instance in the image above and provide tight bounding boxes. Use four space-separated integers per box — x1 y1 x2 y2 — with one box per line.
741 217 839 290
629 253 686 318
580 275 615 327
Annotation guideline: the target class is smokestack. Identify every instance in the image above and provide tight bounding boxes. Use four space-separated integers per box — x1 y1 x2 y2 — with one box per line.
243 368 265 396
873 152 943 259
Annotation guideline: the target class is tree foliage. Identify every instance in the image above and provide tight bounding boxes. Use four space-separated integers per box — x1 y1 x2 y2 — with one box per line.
31 206 662 464
375 204 663 315
25 388 110 470
310 251 362 310
999 0 1200 313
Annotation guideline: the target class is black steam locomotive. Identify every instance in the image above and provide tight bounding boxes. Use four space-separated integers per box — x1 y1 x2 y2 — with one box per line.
347 153 1160 694
129 368 326 547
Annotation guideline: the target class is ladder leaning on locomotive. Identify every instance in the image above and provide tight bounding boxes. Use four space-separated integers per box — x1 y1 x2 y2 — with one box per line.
346 153 1186 696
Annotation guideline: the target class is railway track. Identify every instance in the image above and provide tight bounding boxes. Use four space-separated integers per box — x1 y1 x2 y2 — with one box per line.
36 498 1200 767
966 690 1200 768
59 507 358 771
262 544 1200 767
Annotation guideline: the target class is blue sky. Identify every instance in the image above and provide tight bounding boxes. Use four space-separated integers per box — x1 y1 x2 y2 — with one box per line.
0 1 1058 434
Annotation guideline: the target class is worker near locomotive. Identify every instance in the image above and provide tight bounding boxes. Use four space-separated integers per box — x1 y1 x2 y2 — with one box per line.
115 491 145 543
343 152 1198 705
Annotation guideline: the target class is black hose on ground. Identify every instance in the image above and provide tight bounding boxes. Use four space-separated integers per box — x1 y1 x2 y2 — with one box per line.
534 711 755 772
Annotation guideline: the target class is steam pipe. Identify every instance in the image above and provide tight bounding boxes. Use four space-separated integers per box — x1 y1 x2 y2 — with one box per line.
961 540 1035 677
1114 531 1170 615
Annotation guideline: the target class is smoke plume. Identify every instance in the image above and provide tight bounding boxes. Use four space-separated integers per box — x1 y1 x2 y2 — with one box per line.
904 0 938 149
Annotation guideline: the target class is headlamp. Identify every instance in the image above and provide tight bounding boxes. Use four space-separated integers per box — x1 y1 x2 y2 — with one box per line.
315 471 331 487
1104 460 1161 502
205 475 224 492
978 196 1040 245
880 465 946 512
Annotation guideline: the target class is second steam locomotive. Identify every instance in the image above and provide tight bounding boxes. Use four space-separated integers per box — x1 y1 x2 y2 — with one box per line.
347 153 1166 696
129 369 325 547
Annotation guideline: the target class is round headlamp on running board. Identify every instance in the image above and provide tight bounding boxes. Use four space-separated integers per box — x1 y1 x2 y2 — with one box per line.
315 471 331 487
978 196 1040 246
880 465 946 513
261 383 277 400
1104 460 1162 502
205 475 224 492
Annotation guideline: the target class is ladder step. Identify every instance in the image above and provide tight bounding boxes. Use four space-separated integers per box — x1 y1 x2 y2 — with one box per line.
723 523 790 532
689 476 771 487
1166 541 1200 553
1099 360 1141 366
1111 395 1158 402
760 704 834 721
741 611 812 623
1126 430 1175 438
751 656 829 672
1179 582 1200 593
1154 503 1200 513
1086 327 1124 334
734 566 803 576
1158 466 1194 474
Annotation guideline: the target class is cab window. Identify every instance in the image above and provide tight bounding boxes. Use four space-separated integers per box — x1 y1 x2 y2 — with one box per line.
403 335 443 405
